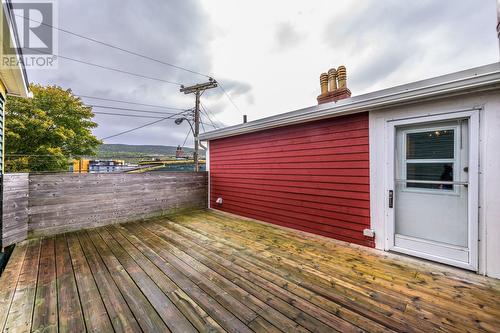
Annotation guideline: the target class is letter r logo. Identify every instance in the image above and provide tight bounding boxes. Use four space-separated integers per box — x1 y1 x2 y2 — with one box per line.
9 2 54 54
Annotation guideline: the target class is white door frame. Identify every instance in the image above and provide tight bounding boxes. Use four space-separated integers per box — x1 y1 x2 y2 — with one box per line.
384 109 479 270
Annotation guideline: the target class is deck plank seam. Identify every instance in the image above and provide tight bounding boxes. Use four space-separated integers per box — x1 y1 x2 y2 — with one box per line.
0 244 28 332
159 218 406 332
129 224 263 326
126 223 291 333
194 212 500 322
64 234 89 333
29 240 42 333
137 222 340 333
105 225 222 333
5 239 41 333
107 225 229 329
54 238 60 333
73 232 117 333
2 210 500 333
180 217 455 332
114 223 255 333
156 221 372 333
97 226 196 333
76 230 144 333
86 228 169 332
181 214 500 332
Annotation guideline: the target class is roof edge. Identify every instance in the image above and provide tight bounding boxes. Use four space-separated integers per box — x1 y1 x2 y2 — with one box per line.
200 62 500 141
1 0 29 98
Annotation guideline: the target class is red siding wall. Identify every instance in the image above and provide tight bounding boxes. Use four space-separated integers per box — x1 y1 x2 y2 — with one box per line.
209 112 373 247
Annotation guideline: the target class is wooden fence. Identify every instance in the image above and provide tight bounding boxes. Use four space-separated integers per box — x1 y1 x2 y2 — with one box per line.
1 172 207 247
2 174 29 247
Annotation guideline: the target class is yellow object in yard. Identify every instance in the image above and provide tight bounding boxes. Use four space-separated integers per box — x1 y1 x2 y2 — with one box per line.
73 159 90 173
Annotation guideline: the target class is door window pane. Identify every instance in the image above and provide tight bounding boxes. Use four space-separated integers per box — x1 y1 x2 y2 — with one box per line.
406 130 454 159
406 162 453 189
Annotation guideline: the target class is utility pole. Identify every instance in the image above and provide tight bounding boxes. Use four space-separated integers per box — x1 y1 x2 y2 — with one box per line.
180 78 218 172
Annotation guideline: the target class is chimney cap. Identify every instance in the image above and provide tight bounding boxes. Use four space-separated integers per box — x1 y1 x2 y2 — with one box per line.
317 65 351 105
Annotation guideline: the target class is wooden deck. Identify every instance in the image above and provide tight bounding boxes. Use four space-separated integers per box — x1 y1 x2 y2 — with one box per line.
0 211 499 333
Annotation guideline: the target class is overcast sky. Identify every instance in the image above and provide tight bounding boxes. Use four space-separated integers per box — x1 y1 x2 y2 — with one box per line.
26 0 499 147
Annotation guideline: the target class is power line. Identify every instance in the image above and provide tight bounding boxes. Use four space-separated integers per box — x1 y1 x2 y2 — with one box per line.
15 13 210 79
93 110 192 119
182 127 192 148
200 106 215 128
77 94 184 110
200 102 222 128
17 14 244 115
101 110 186 140
200 121 217 128
25 47 182 86
101 117 170 140
89 104 187 115
217 81 242 115
93 111 169 119
200 118 206 133
200 107 217 128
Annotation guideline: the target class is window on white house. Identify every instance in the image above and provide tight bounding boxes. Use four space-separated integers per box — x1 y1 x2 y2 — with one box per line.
405 129 455 190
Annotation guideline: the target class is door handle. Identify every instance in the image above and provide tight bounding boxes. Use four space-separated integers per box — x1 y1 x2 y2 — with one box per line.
388 190 394 208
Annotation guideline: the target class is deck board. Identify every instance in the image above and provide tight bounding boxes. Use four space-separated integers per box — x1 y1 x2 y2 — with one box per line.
32 237 57 333
97 227 196 333
107 225 227 333
86 229 169 332
163 215 440 332
0 242 27 332
0 210 499 333
141 221 352 333
76 230 142 332
55 234 86 333
67 233 114 332
4 239 41 333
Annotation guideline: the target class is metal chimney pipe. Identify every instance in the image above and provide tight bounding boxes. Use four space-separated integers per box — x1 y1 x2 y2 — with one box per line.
243 115 247 123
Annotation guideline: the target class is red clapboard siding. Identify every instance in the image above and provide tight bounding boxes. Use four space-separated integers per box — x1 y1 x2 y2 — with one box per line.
209 112 373 247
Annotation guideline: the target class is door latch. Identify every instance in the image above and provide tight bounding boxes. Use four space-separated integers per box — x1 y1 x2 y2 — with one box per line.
388 190 394 208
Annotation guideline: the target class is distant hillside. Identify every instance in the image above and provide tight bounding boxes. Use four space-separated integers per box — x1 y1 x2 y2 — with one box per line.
96 144 204 160
99 144 195 155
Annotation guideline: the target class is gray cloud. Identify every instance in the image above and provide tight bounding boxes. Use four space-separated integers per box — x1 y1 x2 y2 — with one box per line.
202 78 254 122
25 0 497 145
273 22 303 52
27 0 252 145
218 79 254 104
323 0 497 93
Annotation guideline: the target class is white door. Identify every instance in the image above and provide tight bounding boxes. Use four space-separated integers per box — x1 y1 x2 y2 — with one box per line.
386 112 479 270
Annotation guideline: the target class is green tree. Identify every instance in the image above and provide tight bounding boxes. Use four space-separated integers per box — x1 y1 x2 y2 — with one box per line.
5 84 102 172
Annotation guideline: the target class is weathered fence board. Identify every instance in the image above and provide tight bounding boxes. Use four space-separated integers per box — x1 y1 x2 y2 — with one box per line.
1 172 208 244
2 174 29 247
